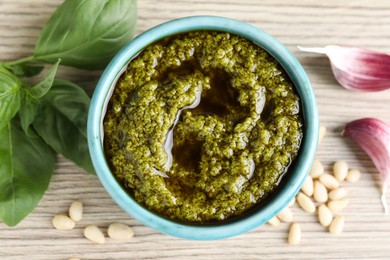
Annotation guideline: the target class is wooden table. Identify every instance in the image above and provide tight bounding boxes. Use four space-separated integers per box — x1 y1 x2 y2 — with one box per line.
1 0 390 259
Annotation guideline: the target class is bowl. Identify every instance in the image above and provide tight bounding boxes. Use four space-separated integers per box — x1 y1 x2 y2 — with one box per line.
87 16 319 240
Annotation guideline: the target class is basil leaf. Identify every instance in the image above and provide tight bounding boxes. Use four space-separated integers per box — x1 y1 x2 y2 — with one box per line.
19 60 60 134
33 80 95 174
0 118 56 226
34 0 137 70
29 59 60 99
0 67 21 130
19 90 39 135
7 63 44 78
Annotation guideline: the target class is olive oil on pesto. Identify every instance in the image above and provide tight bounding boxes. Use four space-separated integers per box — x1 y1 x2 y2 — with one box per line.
104 31 303 223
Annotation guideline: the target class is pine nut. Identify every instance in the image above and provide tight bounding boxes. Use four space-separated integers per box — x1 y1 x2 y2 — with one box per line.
309 159 324 178
318 204 333 227
346 168 361 183
52 215 75 230
318 125 326 145
327 199 349 213
287 197 296 207
328 187 348 200
297 192 316 213
277 207 294 222
69 201 83 222
313 180 328 203
107 223 134 240
319 173 339 190
329 216 345 235
84 225 105 244
301 175 314 197
267 216 281 227
288 223 301 245
333 161 348 181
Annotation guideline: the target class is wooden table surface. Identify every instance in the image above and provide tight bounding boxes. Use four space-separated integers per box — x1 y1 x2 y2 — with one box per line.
1 0 390 259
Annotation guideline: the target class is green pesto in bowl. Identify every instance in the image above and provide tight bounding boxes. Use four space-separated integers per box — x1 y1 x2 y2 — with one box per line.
103 31 303 223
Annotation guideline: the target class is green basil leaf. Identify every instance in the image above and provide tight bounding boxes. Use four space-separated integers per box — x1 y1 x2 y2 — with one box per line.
33 80 95 174
7 63 44 78
33 0 137 70
19 90 39 135
18 60 60 134
0 118 56 226
0 67 21 130
29 59 60 99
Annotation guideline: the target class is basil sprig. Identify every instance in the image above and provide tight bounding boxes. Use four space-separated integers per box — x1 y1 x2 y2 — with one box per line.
0 0 137 226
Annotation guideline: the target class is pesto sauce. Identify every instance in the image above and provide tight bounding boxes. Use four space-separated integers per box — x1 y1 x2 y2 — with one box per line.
104 31 303 223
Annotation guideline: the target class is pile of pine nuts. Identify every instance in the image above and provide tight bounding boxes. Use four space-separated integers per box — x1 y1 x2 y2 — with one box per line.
53 126 362 252
268 125 361 245
52 200 135 245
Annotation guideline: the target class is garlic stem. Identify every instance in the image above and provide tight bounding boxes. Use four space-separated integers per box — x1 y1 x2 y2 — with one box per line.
297 46 327 54
381 183 389 215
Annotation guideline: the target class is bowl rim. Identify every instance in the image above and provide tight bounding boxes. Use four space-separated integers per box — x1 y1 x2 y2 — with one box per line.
87 15 319 240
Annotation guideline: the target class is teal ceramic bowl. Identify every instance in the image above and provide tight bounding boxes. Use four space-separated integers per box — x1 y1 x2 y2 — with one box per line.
88 16 319 240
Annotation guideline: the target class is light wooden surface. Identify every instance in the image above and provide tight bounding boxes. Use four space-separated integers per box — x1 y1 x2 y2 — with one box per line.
1 0 390 259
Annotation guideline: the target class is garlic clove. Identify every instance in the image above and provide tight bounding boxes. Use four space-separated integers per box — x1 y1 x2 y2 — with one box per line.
298 45 390 92
343 118 390 214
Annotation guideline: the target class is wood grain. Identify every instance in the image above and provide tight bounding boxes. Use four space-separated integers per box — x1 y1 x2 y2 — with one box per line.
1 0 390 259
